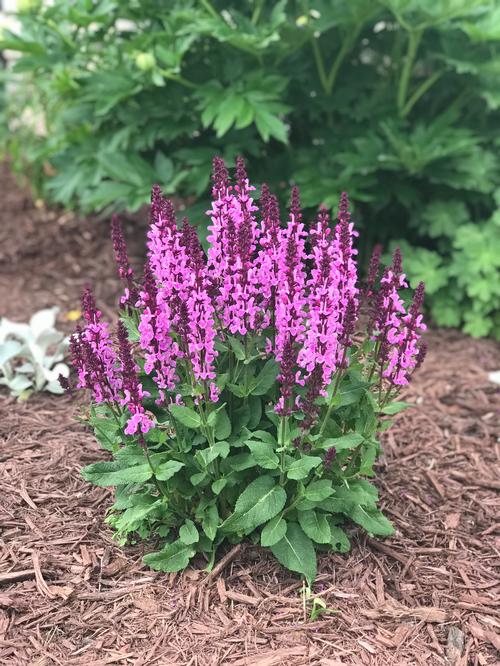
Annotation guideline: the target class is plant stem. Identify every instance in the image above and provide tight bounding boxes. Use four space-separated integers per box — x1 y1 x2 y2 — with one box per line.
401 69 444 117
397 29 423 115
279 415 287 485
310 36 330 95
318 351 346 436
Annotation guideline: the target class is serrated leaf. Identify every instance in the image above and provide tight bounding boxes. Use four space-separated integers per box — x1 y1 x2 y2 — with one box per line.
246 440 279 469
286 456 322 480
81 461 152 487
170 405 201 429
225 476 286 533
143 540 195 572
179 519 199 545
227 335 246 360
155 460 185 481
298 510 331 544
271 522 316 584
261 516 287 547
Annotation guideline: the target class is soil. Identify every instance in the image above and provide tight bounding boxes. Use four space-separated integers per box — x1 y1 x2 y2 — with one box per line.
0 163 499 666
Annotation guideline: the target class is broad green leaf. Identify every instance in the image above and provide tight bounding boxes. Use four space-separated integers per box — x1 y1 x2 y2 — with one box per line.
226 476 286 533
347 505 394 537
330 526 351 553
261 515 287 547
298 510 331 544
155 460 185 481
227 336 246 360
211 478 227 494
271 522 316 584
381 402 411 415
251 359 279 395
215 407 231 440
170 405 201 429
81 461 152 487
246 440 279 470
286 456 322 480
143 540 196 572
318 433 364 451
334 479 379 507
304 480 334 502
179 519 199 545
202 503 219 541
195 441 229 467
227 453 257 471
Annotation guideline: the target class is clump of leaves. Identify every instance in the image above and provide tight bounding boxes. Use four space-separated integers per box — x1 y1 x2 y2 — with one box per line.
70 158 426 583
0 307 69 398
391 200 500 339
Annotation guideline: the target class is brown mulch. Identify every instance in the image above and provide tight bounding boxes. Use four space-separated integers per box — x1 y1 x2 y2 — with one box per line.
0 164 499 666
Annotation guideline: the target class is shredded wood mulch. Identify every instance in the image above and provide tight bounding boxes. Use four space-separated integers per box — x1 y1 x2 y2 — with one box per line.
0 164 499 665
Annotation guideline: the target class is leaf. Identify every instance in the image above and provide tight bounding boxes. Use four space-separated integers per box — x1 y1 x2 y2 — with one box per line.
226 476 286 533
155 460 185 481
298 510 331 544
347 506 394 537
81 461 152 487
202 503 219 541
318 433 364 451
261 515 287 547
330 526 351 553
211 478 227 494
251 359 279 395
215 407 231 440
227 336 246 360
179 519 199 545
143 540 196 572
286 456 322 481
170 405 202 429
271 522 316 584
246 440 279 470
334 479 379 507
195 440 229 467
381 402 411 415
304 479 334 502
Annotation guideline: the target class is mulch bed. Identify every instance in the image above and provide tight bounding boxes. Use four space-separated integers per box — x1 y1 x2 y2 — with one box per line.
0 164 499 665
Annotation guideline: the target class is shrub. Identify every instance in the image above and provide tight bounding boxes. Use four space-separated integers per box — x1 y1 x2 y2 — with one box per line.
2 1 499 336
0 307 69 398
69 158 426 582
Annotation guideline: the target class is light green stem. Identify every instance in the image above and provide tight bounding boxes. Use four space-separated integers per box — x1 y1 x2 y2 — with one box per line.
397 29 423 115
401 69 444 117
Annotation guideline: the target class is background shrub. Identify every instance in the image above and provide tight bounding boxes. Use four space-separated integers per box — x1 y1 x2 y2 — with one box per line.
1 0 500 336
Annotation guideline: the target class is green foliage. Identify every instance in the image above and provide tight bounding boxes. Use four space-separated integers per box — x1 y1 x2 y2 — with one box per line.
80 313 410 584
3 0 499 335
391 201 500 338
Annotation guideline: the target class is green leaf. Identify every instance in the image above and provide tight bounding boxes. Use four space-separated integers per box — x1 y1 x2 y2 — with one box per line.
246 440 279 470
334 479 379 507
155 460 185 481
318 433 364 451
329 526 351 553
261 515 287 547
179 519 199 545
143 540 196 572
170 405 201 429
298 510 331 544
304 480 334 502
347 506 394 537
271 522 316 584
225 476 286 533
215 407 231 440
286 456 322 481
195 440 229 467
381 402 411 415
81 461 152 487
211 478 227 494
202 504 219 541
251 359 279 395
227 336 246 360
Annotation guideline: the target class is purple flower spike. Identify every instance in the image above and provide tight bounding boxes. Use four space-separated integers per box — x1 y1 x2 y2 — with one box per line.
111 215 139 308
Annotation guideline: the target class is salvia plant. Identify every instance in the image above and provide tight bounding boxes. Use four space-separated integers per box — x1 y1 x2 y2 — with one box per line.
69 158 426 583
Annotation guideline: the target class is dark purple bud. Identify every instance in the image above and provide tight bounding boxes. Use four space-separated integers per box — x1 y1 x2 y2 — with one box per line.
142 261 158 311
301 364 324 432
212 156 229 197
290 186 302 226
392 247 403 276
117 320 140 405
338 192 351 224
150 184 176 231
414 342 427 372
409 281 425 319
324 447 336 469
339 298 357 348
235 155 248 190
365 243 382 296
111 215 134 281
82 285 98 324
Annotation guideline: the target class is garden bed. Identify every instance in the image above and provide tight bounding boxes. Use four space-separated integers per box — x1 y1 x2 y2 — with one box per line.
0 164 499 665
